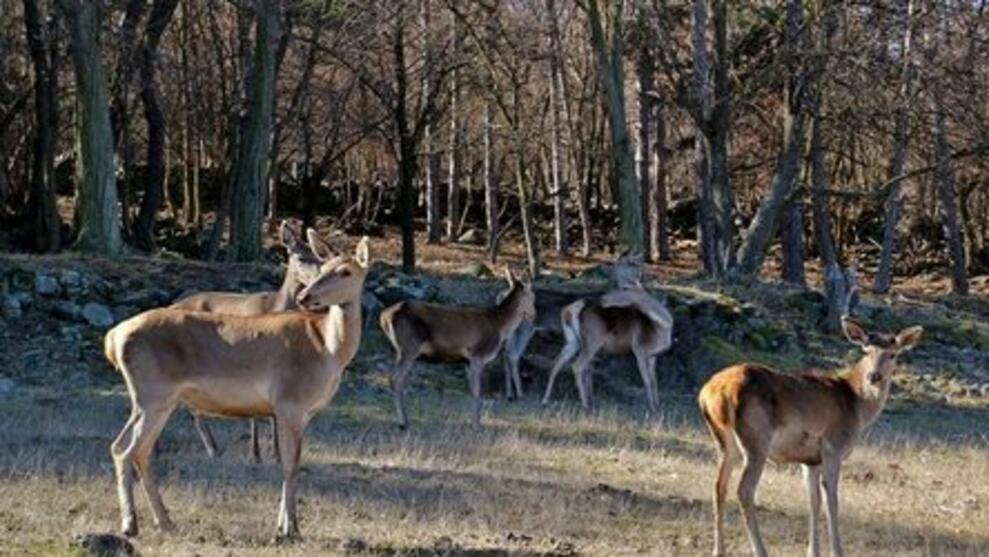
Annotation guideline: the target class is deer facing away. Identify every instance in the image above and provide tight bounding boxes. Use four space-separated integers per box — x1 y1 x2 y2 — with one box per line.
542 284 673 413
170 221 321 462
697 317 923 557
104 233 370 538
379 269 536 428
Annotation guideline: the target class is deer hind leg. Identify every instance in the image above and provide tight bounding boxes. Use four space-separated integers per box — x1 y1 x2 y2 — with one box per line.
633 348 660 414
821 458 844 557
467 357 486 427
390 353 417 430
131 403 177 532
712 441 740 557
571 345 599 412
803 464 823 557
111 411 140 536
735 429 770 557
274 408 307 538
543 336 580 405
505 323 533 400
192 412 218 458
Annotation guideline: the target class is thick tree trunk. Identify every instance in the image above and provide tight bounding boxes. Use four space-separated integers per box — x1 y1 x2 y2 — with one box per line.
446 15 462 242
586 0 644 255
109 0 146 234
132 0 179 251
780 196 805 286
394 16 416 272
810 112 836 268
229 0 282 262
58 0 124 256
710 0 734 268
421 0 441 245
547 0 567 255
736 0 807 275
873 0 914 294
23 0 61 252
931 92 968 295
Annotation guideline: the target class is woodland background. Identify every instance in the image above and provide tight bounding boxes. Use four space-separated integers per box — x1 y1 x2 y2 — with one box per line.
1 0 987 294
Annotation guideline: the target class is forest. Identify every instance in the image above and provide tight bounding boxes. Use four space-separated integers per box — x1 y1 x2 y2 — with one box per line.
0 0 986 291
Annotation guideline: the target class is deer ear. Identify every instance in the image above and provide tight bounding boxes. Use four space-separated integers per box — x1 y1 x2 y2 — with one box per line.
504 267 515 287
896 326 923 351
280 221 302 250
307 228 335 261
354 236 370 268
841 316 869 347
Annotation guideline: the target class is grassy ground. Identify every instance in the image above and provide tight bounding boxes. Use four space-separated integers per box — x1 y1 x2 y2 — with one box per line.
2 360 988 556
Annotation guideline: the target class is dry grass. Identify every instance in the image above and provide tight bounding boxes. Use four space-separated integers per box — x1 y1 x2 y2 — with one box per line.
1 364 988 556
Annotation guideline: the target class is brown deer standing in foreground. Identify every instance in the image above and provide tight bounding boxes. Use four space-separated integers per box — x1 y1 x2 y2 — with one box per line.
502 252 644 400
104 233 370 538
379 269 536 428
170 221 321 462
542 282 673 413
697 317 923 557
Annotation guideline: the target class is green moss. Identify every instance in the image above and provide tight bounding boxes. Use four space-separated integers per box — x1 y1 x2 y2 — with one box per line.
695 335 805 375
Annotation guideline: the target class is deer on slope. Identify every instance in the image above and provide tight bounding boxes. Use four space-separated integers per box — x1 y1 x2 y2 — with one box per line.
104 233 371 538
379 269 536 428
170 221 321 462
697 317 923 557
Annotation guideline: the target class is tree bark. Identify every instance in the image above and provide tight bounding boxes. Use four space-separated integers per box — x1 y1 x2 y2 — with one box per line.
691 0 719 274
636 26 654 260
108 0 146 234
873 0 913 294
394 12 417 272
132 0 179 251
710 0 734 268
58 0 124 256
586 0 644 256
229 0 282 262
736 0 807 275
547 0 567 255
653 102 670 261
23 0 61 252
930 88 968 295
483 100 499 262
422 0 441 245
780 196 806 286
446 12 462 241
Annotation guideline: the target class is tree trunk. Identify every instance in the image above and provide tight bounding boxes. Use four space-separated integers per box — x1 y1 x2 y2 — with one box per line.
229 0 282 262
691 0 719 274
23 0 61 252
780 196 805 286
710 0 734 268
736 0 807 275
586 0 644 256
483 101 499 262
547 0 567 255
394 15 416 272
653 102 670 261
109 0 146 235
58 0 123 256
132 0 179 251
636 31 654 260
446 12 462 242
931 90 968 296
873 0 913 294
422 0 441 245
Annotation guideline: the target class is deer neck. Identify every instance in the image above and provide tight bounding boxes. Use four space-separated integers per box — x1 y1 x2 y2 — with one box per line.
316 293 363 364
273 270 303 311
491 289 524 342
841 360 891 428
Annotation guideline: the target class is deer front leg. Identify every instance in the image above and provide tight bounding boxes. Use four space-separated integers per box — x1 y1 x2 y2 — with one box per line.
821 459 843 557
275 409 306 539
467 358 485 427
803 464 823 557
390 356 416 430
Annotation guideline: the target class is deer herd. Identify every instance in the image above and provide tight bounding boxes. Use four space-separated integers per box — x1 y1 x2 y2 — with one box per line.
102 221 924 555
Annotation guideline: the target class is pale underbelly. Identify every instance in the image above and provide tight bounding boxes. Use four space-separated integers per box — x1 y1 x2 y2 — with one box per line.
768 430 824 465
179 377 275 418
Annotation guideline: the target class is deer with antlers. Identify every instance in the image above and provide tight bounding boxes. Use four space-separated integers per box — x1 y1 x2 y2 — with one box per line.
697 317 923 557
379 269 536 428
104 232 370 538
541 265 674 413
170 221 321 462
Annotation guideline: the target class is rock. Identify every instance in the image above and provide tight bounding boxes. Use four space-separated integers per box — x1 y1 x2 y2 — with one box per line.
457 228 480 244
70 532 136 557
113 305 140 322
82 303 115 328
459 261 493 278
34 273 60 296
60 326 83 342
115 289 168 309
0 377 15 396
59 270 82 288
1 295 23 319
51 300 82 321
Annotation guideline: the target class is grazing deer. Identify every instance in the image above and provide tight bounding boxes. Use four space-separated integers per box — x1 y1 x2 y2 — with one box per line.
502 252 645 400
379 269 536 428
104 233 370 538
170 221 321 462
541 283 673 413
697 317 923 557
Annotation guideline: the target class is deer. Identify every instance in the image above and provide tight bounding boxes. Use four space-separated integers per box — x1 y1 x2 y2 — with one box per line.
501 252 645 400
697 317 923 557
541 279 673 414
170 221 321 463
103 232 370 538
379 269 536 429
